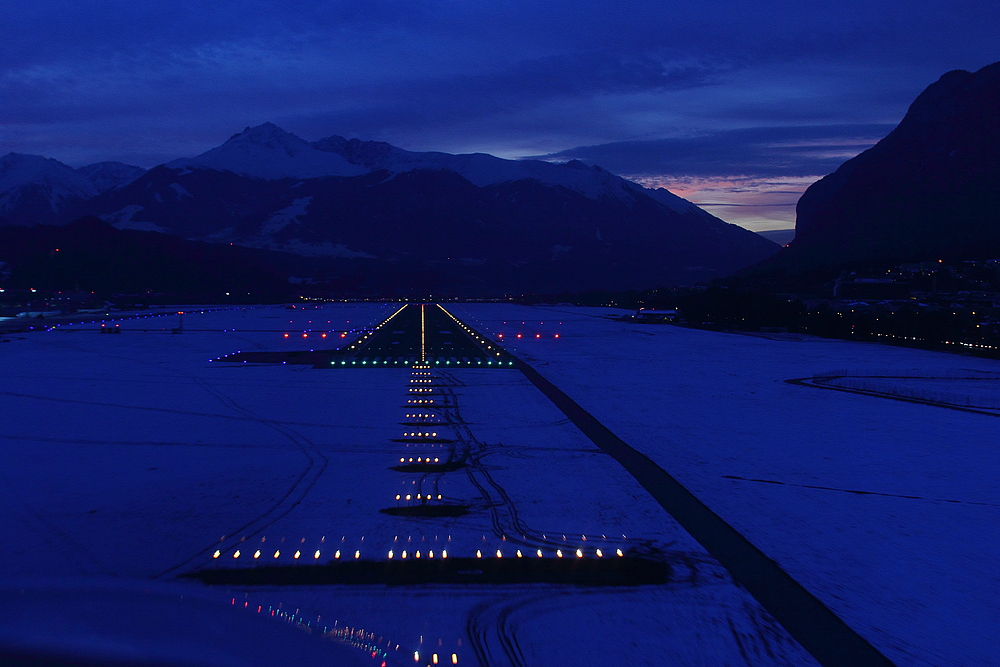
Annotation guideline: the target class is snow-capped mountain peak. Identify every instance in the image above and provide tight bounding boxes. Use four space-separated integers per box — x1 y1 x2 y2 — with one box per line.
166 123 367 180
311 135 404 170
226 123 311 155
75 162 147 192
157 124 721 215
0 153 102 222
0 153 98 199
311 134 660 206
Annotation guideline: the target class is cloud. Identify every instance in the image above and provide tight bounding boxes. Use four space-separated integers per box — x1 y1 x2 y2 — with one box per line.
0 0 997 169
635 175 826 232
533 124 895 177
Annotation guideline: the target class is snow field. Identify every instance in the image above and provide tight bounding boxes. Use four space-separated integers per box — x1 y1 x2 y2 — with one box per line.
453 303 1000 667
0 304 823 666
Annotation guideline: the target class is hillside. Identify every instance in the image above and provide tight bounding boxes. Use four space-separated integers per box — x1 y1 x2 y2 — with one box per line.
762 61 1000 271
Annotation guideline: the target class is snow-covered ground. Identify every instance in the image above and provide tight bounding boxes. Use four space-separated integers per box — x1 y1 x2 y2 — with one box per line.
452 303 1000 667
3 302 995 666
0 303 826 667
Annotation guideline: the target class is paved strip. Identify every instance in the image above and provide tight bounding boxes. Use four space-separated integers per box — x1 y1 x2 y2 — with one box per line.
340 303 514 365
515 359 897 667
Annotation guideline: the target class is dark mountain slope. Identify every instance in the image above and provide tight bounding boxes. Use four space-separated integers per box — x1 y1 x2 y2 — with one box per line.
0 217 292 300
764 61 1000 271
4 124 780 292
69 165 776 291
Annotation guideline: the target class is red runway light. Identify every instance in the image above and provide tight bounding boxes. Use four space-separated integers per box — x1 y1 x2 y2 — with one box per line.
535 334 541 338
302 333 308 337
516 334 522 338
283 333 289 338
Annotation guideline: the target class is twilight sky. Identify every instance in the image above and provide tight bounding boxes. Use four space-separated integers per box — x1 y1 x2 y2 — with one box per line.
2 0 997 232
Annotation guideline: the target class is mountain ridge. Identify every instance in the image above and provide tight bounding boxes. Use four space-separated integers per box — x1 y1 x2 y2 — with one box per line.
0 152 147 225
2 125 779 292
760 60 1000 271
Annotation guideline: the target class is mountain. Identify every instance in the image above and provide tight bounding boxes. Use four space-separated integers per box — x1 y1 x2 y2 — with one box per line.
166 122 708 214
3 124 779 292
74 162 147 192
0 153 145 226
68 130 778 290
756 229 795 246
165 123 366 179
0 216 292 301
312 133 703 213
765 61 1000 271
69 164 773 289
0 153 99 225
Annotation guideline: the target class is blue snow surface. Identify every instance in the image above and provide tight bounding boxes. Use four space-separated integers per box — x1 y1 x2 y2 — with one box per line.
1 301 994 666
452 302 1000 667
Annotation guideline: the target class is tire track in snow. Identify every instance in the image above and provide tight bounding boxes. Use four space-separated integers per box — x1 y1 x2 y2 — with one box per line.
153 377 329 579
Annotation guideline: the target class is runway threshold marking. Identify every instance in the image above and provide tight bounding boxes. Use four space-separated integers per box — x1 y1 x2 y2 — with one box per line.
514 359 898 667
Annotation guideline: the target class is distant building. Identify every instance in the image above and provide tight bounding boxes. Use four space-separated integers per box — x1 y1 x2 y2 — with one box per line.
632 308 677 322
